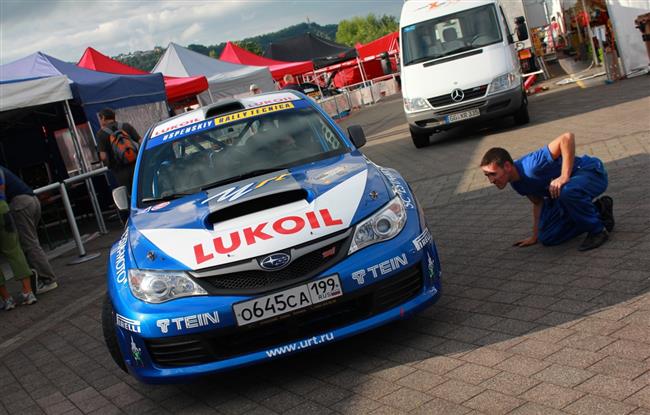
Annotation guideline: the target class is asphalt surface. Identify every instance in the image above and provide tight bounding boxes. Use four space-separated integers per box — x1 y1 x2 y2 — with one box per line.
0 74 649 415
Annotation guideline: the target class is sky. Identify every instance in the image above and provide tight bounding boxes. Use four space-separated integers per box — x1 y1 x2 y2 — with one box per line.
0 0 404 64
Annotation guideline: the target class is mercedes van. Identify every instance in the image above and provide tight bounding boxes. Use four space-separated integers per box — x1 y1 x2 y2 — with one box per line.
400 0 529 147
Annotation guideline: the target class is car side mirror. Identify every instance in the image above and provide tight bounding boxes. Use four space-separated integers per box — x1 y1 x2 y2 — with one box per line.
507 33 515 44
112 186 129 211
347 125 366 148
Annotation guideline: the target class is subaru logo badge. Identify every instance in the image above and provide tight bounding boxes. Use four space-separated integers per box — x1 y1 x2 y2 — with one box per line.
259 253 291 270
450 88 464 102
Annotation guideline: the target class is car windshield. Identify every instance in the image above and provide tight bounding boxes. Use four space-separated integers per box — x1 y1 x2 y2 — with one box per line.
137 102 348 205
402 4 502 66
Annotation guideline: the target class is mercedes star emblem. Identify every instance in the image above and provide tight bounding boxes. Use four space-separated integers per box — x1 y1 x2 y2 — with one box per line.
450 88 464 102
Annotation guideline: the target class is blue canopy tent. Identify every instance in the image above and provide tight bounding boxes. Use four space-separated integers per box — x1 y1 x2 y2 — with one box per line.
1 52 168 134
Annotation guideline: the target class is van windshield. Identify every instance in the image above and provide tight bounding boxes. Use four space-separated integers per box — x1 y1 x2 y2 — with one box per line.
137 102 348 205
402 4 502 66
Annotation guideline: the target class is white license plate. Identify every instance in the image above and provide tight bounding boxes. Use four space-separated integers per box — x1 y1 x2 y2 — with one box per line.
445 108 480 124
233 275 342 326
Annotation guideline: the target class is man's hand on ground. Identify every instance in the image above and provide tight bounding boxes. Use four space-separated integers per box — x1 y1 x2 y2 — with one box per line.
513 236 538 247
549 176 569 198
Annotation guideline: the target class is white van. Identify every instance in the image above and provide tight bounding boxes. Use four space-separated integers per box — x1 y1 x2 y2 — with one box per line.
400 0 529 148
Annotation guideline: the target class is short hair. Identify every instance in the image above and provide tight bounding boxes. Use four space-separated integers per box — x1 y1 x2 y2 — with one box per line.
283 74 294 83
480 147 513 167
98 108 115 120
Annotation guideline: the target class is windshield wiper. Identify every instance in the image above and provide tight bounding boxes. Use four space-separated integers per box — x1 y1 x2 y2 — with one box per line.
405 55 441 65
200 167 289 191
141 192 195 204
440 46 475 57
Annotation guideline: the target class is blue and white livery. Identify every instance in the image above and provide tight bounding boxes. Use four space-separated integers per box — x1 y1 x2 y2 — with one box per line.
102 90 442 383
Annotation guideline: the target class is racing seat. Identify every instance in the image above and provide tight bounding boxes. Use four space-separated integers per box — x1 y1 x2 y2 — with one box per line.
442 27 465 52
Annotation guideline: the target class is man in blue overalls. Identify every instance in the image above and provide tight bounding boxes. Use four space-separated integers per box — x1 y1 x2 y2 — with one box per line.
480 132 614 251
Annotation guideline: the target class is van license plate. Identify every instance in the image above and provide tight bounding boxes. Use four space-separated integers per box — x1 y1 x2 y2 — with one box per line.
445 108 480 124
233 275 342 326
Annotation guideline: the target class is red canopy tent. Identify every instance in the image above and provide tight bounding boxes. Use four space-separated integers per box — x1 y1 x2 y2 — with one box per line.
77 47 208 102
219 41 314 81
355 31 399 61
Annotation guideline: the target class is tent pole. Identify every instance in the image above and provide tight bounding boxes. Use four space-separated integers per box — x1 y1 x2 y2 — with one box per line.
208 88 215 104
63 101 108 234
356 58 368 86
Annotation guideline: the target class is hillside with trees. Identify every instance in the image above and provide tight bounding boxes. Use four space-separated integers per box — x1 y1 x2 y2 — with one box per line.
115 15 393 72
115 22 337 71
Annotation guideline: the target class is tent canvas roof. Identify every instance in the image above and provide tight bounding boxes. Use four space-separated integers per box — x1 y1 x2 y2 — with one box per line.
219 41 314 80
152 43 275 101
0 75 72 112
356 32 399 60
78 47 208 102
1 52 166 132
263 33 358 69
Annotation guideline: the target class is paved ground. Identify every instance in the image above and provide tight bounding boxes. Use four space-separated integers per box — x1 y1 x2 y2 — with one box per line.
0 74 649 415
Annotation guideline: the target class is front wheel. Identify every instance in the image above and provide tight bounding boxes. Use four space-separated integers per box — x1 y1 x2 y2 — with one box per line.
513 95 530 125
410 127 430 148
102 294 128 372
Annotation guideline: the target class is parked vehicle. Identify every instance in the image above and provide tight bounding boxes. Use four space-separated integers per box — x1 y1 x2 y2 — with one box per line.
102 90 442 383
400 0 530 148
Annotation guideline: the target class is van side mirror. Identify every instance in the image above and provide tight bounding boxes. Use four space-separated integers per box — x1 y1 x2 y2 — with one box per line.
112 186 129 211
347 125 366 148
507 33 514 44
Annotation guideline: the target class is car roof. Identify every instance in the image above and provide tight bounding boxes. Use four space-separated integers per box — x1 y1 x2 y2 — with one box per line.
148 90 307 139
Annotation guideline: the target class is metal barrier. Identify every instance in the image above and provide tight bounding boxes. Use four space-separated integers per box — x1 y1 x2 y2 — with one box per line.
34 170 109 265
62 167 109 235
334 74 401 108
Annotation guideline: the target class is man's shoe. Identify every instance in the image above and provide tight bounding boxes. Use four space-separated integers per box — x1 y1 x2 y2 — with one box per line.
578 229 609 251
21 292 37 306
37 280 58 294
594 196 614 232
3 297 16 311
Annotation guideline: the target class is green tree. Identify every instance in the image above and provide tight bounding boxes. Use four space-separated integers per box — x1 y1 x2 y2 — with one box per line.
235 40 262 56
336 14 398 46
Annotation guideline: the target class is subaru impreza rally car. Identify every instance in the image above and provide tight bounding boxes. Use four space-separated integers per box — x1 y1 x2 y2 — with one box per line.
102 90 442 383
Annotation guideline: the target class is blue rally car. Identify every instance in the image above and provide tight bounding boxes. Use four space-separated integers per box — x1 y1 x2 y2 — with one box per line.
102 90 442 383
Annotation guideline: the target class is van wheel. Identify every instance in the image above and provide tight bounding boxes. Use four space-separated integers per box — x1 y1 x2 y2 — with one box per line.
410 127 430 148
102 294 128 373
514 96 530 125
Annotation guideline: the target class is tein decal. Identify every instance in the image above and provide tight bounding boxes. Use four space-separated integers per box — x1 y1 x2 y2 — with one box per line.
156 311 220 334
351 254 408 285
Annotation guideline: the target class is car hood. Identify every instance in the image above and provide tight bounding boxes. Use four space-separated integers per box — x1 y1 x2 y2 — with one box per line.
128 153 394 270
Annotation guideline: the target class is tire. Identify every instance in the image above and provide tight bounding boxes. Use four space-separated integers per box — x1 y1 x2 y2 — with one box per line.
102 294 128 373
410 127 430 148
513 95 530 125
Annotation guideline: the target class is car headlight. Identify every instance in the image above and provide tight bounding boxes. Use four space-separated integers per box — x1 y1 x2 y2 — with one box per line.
403 97 432 113
349 196 407 254
488 71 521 94
128 269 207 303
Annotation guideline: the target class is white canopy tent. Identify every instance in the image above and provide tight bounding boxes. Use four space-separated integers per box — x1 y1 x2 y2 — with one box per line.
152 43 276 104
605 0 650 75
0 75 72 112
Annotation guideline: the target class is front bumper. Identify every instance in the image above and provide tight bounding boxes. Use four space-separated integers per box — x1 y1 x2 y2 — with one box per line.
114 232 441 383
406 86 523 133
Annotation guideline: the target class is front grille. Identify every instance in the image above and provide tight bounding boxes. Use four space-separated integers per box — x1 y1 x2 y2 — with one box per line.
146 266 423 367
201 234 349 293
428 84 488 107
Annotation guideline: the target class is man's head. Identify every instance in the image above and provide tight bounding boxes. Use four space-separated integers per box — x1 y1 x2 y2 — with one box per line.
249 83 261 94
98 108 116 128
480 147 516 189
283 74 295 84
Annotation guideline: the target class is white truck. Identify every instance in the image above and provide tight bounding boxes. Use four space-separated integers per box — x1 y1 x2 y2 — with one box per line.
400 0 531 148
